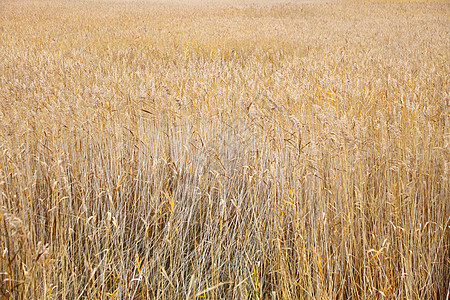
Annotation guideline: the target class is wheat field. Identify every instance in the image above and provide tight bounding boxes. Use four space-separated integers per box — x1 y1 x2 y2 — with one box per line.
0 0 448 298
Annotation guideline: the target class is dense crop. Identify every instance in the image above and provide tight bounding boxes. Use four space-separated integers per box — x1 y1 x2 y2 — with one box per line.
0 0 448 298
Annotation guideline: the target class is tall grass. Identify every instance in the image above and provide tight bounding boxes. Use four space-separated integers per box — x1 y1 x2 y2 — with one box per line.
0 0 448 298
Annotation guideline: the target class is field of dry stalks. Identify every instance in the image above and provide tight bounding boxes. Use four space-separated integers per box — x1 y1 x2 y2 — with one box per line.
0 0 448 298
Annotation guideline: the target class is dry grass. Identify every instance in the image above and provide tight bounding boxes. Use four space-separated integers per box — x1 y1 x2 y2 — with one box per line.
0 0 449 298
